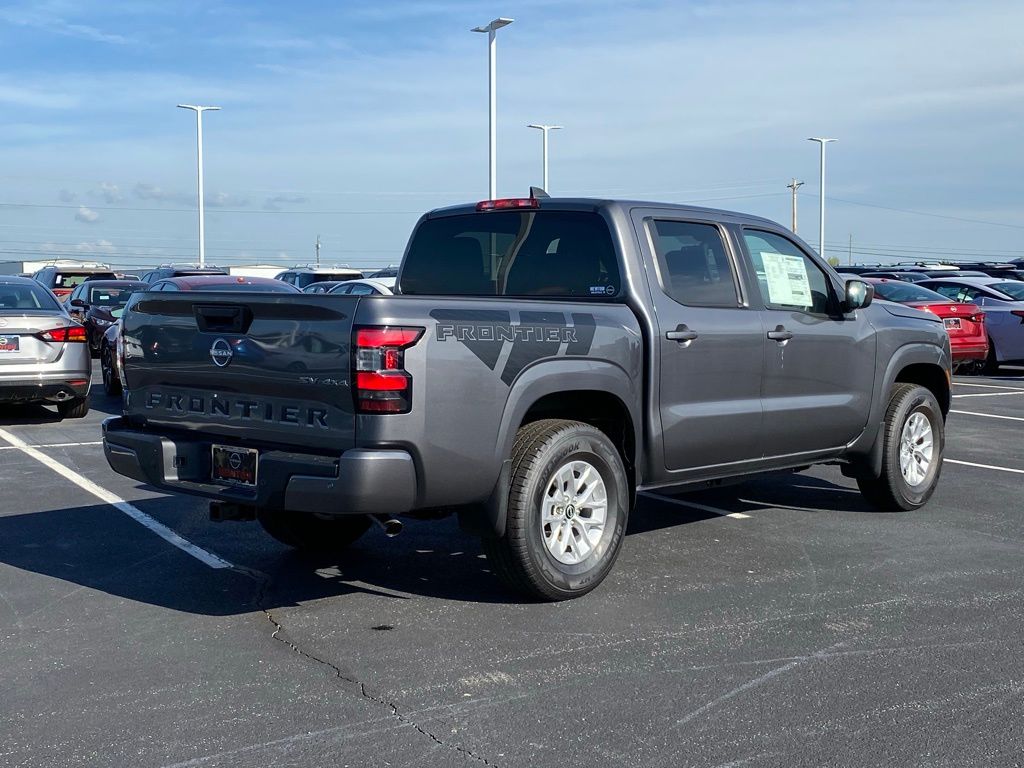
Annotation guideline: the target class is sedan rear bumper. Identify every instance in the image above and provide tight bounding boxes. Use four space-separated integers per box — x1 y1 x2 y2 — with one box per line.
0 375 91 403
951 344 989 362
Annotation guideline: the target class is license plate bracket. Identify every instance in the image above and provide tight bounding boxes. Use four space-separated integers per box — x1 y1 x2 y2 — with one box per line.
211 444 259 487
943 317 962 330
0 335 19 352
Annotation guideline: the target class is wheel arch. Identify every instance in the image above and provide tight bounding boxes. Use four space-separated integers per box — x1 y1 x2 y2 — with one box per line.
468 360 642 538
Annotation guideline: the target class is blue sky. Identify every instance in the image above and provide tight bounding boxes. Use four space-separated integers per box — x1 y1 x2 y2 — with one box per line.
1 0 1022 270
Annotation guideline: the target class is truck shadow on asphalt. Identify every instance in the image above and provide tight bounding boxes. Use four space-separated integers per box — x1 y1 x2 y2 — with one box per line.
0 473 874 614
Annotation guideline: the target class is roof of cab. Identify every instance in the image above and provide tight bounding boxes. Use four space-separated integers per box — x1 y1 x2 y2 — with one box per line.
424 197 780 228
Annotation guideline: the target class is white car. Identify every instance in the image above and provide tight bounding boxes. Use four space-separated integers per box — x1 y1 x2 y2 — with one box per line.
327 277 396 296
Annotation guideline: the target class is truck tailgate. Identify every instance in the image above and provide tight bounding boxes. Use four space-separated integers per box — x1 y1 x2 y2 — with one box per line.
121 292 357 452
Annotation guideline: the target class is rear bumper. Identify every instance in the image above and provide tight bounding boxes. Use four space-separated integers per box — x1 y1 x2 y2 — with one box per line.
102 416 417 516
0 375 91 403
951 343 989 362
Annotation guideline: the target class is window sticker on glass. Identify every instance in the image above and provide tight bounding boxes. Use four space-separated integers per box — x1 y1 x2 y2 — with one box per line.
761 251 811 306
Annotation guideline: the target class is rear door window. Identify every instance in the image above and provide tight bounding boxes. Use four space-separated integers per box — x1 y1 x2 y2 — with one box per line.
400 210 621 298
648 220 740 307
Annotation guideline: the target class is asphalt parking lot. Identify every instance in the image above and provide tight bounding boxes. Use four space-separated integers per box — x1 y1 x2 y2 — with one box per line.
2 370 1024 768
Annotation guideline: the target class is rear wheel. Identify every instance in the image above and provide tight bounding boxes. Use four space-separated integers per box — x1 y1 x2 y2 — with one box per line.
482 419 630 601
857 383 943 511
101 346 121 396
57 397 89 419
256 508 371 551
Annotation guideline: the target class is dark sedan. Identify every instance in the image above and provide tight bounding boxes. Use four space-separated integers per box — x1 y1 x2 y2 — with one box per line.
65 280 147 356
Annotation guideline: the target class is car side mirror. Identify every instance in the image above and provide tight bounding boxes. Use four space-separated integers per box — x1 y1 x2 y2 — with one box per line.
843 279 873 311
70 298 87 309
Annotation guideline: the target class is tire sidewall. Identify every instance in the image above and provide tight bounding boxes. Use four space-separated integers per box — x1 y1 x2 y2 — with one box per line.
522 428 629 594
887 388 944 507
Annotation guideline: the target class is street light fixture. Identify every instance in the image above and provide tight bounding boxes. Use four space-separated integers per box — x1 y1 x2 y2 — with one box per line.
527 124 563 193
177 104 221 266
807 137 836 261
471 17 514 200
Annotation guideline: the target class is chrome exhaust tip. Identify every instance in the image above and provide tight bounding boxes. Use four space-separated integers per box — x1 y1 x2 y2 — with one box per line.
370 514 403 537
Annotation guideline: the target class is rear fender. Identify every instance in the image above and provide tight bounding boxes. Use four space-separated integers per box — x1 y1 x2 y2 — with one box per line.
473 360 640 537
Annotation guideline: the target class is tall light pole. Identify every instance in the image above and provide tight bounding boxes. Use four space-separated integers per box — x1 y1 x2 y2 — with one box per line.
807 137 836 260
527 124 563 192
177 104 221 266
471 17 513 200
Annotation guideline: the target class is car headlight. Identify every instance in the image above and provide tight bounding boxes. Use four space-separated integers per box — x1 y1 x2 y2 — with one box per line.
94 318 113 327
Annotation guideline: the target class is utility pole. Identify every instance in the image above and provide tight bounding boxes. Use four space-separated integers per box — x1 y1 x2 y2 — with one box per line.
848 233 853 266
315 235 321 267
786 178 804 233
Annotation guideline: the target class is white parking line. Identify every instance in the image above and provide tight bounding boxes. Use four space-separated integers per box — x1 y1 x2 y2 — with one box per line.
642 493 751 519
952 382 1024 390
951 410 1024 423
952 391 1024 398
946 458 1024 476
0 440 102 451
0 428 233 570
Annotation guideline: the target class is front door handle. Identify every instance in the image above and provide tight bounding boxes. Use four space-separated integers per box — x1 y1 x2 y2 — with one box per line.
666 325 699 343
767 325 794 342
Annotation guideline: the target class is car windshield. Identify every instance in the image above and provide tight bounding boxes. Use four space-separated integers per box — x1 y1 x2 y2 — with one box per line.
295 273 361 289
0 282 62 311
88 286 138 306
991 282 1024 300
400 210 621 297
871 282 951 303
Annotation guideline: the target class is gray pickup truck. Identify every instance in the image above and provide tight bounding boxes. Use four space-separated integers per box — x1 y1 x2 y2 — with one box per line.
103 197 951 600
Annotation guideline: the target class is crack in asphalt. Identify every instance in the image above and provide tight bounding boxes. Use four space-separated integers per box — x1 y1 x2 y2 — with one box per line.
246 568 499 767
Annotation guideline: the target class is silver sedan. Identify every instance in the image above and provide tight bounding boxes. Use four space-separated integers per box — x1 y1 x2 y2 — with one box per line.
0 276 92 418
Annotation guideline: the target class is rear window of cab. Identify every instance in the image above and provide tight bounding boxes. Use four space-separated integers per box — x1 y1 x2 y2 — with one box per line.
400 211 621 298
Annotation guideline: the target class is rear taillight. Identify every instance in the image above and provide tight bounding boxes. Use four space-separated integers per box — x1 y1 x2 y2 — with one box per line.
353 326 423 414
37 325 87 343
52 288 72 298
968 312 985 324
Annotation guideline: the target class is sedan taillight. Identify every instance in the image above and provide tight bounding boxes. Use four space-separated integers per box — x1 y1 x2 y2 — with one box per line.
37 325 87 343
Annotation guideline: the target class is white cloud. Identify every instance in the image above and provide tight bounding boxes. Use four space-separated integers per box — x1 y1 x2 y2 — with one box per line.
133 183 194 206
263 194 308 211
75 205 99 223
0 6 131 45
91 181 122 203
75 239 117 254
207 191 249 208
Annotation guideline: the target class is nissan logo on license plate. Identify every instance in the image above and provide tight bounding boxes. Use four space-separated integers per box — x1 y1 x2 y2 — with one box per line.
210 338 234 367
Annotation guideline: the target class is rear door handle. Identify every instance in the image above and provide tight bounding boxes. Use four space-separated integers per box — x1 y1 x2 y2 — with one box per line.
666 325 699 343
767 326 794 342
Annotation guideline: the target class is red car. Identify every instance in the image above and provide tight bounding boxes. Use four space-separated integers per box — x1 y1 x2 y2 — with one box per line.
865 278 988 369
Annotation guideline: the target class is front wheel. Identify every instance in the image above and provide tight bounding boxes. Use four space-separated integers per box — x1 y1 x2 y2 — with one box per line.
857 383 944 511
482 419 630 601
256 508 371 551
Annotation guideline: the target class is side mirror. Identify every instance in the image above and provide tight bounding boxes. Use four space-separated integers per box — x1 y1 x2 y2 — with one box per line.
844 279 873 311
70 298 87 309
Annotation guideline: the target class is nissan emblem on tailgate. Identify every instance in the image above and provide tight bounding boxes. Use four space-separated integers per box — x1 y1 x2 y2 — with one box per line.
210 338 233 367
